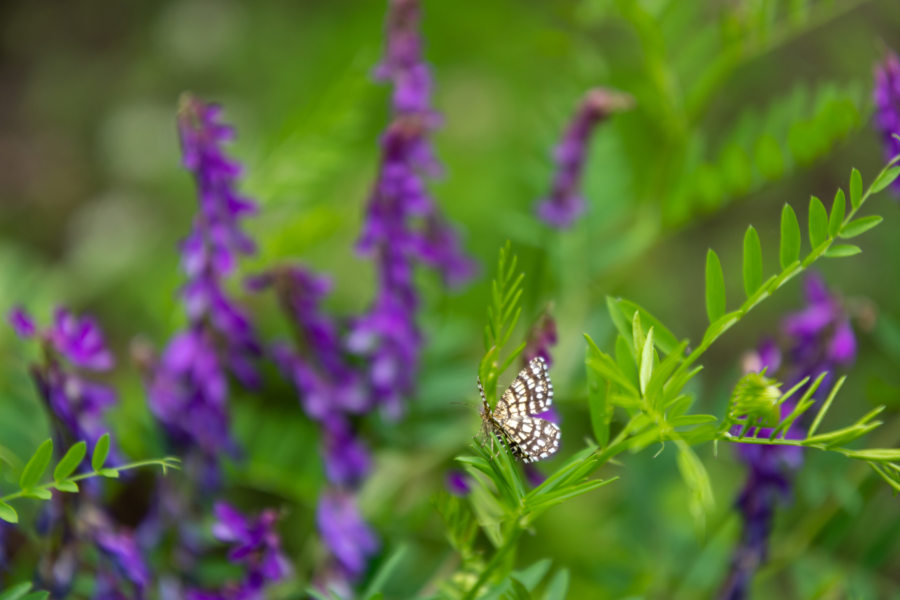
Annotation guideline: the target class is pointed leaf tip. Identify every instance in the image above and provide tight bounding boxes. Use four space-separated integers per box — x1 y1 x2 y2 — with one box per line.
19 438 53 491
91 433 110 472
779 204 801 268
705 249 726 323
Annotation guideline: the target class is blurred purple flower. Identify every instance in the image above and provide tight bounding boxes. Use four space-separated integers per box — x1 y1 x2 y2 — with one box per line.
188 503 290 600
446 470 471 496
8 306 117 450
94 528 151 593
874 50 900 193
721 274 856 600
537 88 633 228
8 307 36 338
522 309 558 367
147 94 260 463
317 491 378 581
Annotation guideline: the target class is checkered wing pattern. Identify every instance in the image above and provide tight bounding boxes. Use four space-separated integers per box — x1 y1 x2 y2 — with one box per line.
480 356 560 463
496 357 553 418
501 416 561 463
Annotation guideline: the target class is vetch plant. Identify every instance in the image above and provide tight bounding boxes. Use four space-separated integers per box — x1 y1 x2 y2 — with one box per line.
3 4 900 598
0 434 178 525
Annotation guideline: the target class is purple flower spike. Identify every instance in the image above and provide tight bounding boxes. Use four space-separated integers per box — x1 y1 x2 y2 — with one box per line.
8 307 118 450
147 94 260 465
874 50 900 193
200 502 291 599
722 274 856 599
94 528 151 592
317 491 378 580
537 88 633 228
51 308 115 371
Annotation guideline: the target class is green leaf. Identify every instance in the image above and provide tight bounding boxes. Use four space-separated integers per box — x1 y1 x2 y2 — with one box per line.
843 448 900 461
639 328 655 395
585 337 611 447
22 592 50 600
779 204 801 268
807 196 828 248
100 468 120 479
742 225 763 297
828 189 845 237
705 249 726 323
53 441 86 481
54 480 79 493
92 433 110 472
824 244 861 258
544 569 570 600
849 168 862 210
631 311 645 360
675 441 714 530
0 583 32 600
839 215 883 239
870 165 900 193
605 297 680 355
361 545 408 600
19 438 53 490
807 376 845 438
0 501 18 524
23 489 52 500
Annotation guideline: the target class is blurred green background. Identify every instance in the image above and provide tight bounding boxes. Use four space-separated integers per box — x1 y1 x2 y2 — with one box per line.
2 0 900 597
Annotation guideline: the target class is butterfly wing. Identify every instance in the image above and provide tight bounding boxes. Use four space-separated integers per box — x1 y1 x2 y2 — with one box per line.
496 356 554 418
499 415 561 463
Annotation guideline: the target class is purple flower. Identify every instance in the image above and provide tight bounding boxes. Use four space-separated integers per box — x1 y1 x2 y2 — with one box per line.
874 50 900 193
375 0 436 118
322 418 371 487
722 274 855 599
147 94 260 463
445 470 471 496
537 88 633 228
8 307 117 450
316 491 378 580
522 309 558 367
8 306 36 338
94 528 151 592
188 503 290 600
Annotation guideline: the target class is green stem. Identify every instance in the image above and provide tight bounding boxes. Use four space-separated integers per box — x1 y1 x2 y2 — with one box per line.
669 159 899 388
463 527 522 600
0 457 179 504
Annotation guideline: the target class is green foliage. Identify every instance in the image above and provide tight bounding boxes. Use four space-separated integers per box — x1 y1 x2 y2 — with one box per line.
720 374 900 491
480 242 527 401
704 249 725 323
741 225 763 297
0 583 48 600
0 436 180 523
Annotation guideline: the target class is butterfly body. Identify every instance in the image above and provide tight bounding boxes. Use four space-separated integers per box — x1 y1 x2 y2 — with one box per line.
478 357 561 463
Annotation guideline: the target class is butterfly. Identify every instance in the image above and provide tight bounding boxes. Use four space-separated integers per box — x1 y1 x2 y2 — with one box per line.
477 356 561 463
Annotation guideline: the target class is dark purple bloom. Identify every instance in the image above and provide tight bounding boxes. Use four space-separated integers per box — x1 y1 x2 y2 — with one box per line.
446 470 471 496
537 88 633 228
721 274 856 600
8 307 117 450
322 418 371 487
147 94 260 463
874 50 900 193
8 306 36 338
375 0 436 119
522 309 558 367
188 503 290 600
94 528 151 592
317 491 378 580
